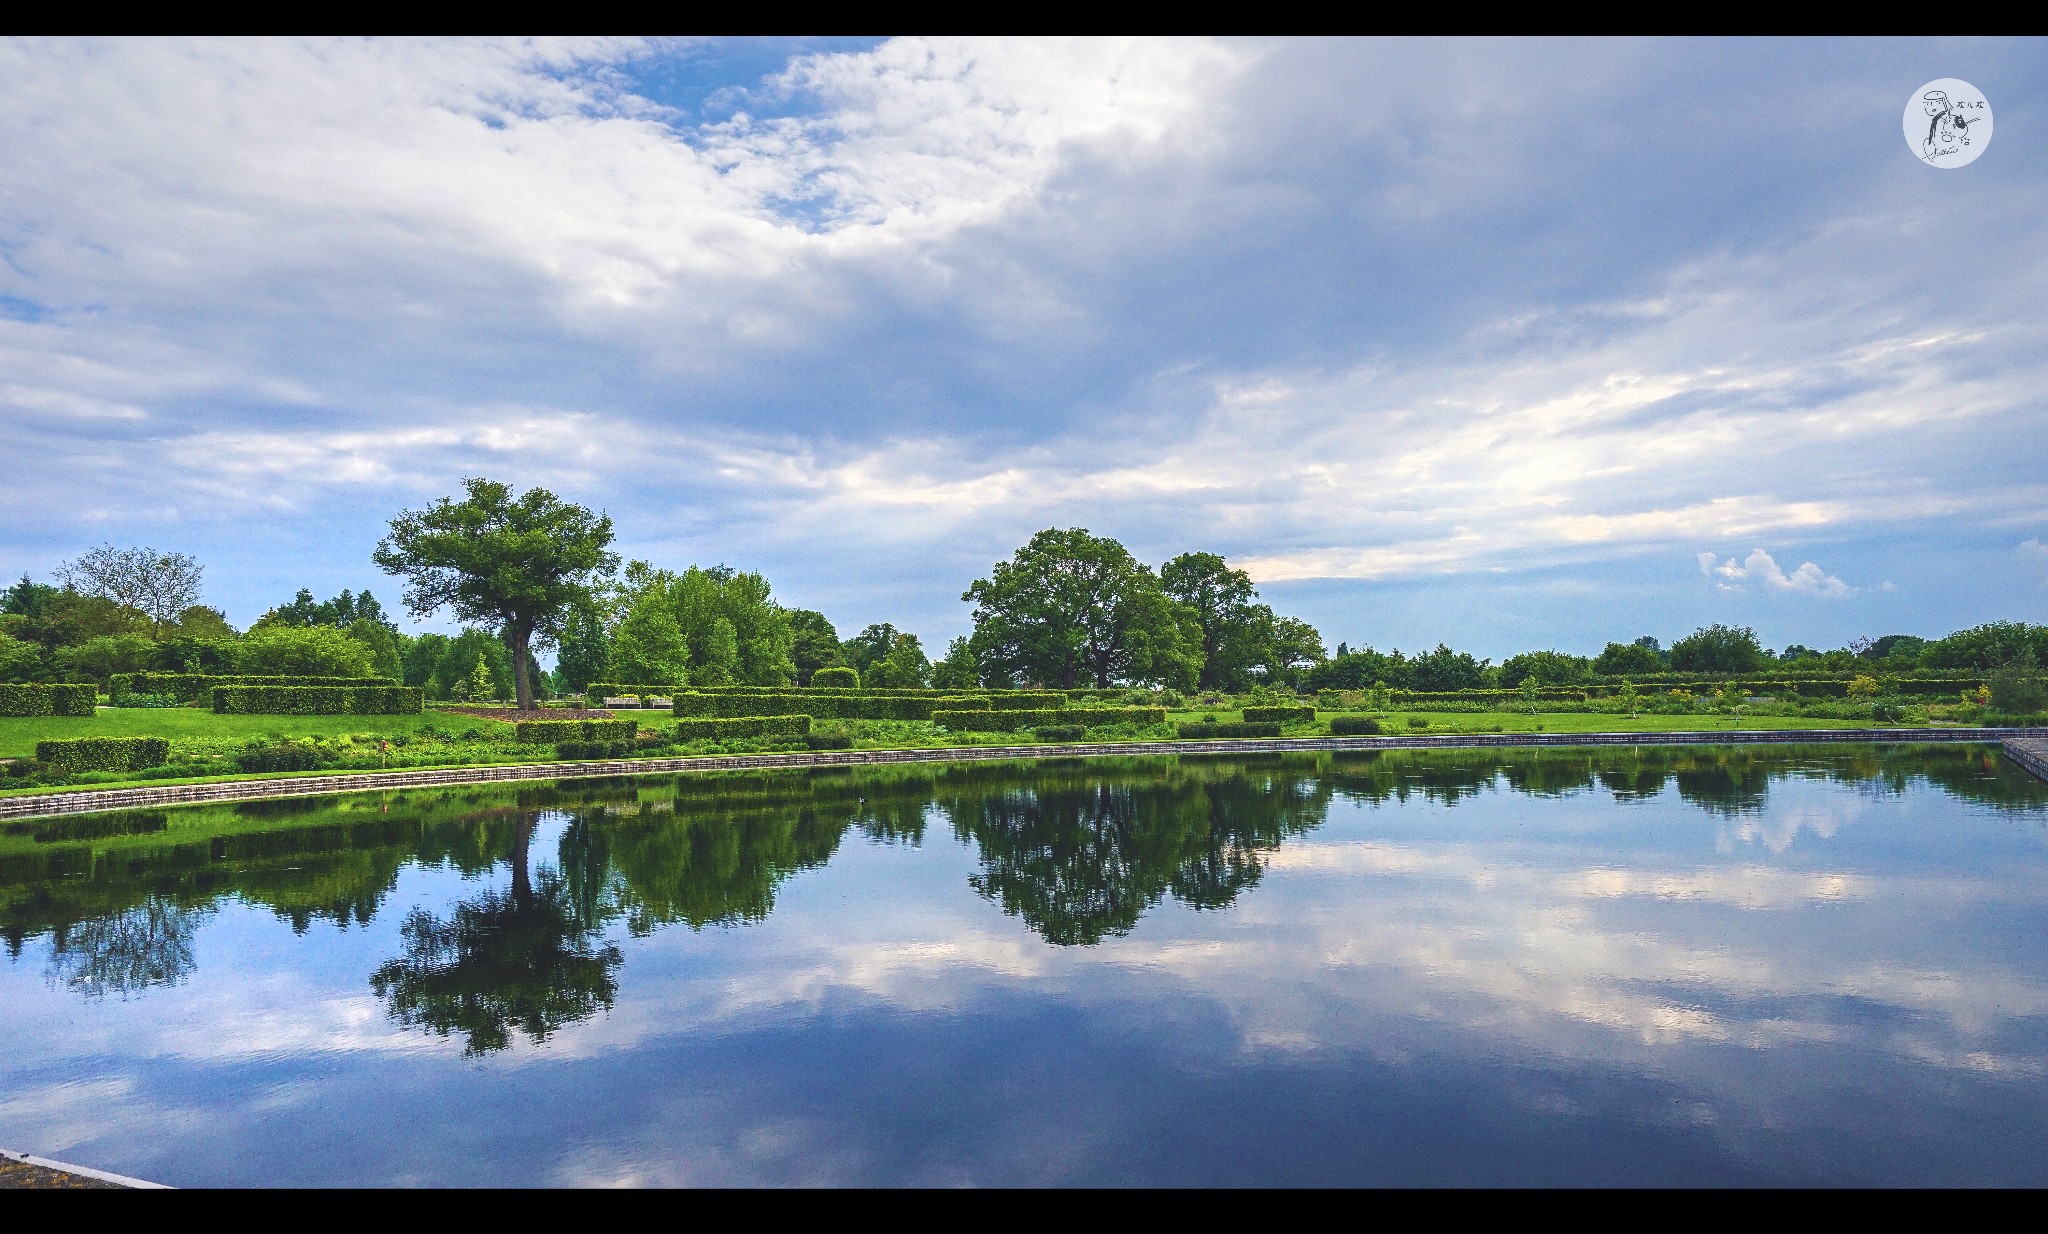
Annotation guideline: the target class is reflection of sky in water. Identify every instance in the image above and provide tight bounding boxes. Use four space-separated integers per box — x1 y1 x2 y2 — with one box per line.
1 748 2044 1186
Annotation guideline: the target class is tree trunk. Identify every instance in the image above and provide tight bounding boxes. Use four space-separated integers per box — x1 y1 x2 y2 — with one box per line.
510 815 534 910
508 623 535 711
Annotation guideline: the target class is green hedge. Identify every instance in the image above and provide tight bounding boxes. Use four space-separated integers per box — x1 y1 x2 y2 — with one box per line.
110 673 396 703
235 744 327 773
804 733 855 750
516 718 640 744
555 740 634 760
0 683 98 717
990 694 1067 711
1242 705 1315 724
213 685 425 715
933 706 1166 732
672 715 812 741
35 736 169 772
585 682 681 702
1034 725 1086 742
1177 722 1283 739
1330 716 1383 735
661 685 1060 699
810 667 859 689
671 693 991 720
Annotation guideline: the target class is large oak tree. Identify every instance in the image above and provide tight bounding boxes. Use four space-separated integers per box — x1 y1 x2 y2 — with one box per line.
963 528 1200 689
374 478 617 710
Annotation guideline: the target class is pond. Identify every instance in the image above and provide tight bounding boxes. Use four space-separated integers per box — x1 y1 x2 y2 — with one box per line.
2 744 2045 1186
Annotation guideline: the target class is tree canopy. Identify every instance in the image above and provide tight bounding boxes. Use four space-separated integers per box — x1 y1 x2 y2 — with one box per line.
374 478 617 709
963 528 1201 689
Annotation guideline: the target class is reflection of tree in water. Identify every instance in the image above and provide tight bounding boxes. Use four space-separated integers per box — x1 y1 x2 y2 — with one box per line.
44 897 214 997
370 813 621 1057
951 760 1331 945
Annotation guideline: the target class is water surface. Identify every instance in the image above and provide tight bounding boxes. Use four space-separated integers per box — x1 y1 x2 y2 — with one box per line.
3 744 2045 1186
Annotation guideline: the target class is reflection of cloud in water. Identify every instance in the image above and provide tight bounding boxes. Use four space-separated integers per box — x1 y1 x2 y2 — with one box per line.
1717 796 1853 855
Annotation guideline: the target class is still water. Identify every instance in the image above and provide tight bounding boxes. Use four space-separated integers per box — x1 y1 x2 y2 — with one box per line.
2 744 2045 1186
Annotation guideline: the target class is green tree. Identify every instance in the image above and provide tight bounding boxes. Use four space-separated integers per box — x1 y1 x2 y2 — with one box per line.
1501 649 1593 685
609 597 690 686
402 632 451 692
1406 644 1490 691
785 609 843 684
1160 552 1268 690
931 635 981 689
1617 679 1641 718
840 623 899 678
1669 624 1765 674
431 630 513 702
697 617 741 686
56 544 205 635
1261 616 1327 687
1520 674 1541 713
234 625 374 676
0 630 42 681
55 634 154 682
610 562 794 686
552 601 610 693
866 633 933 688
345 618 404 681
1593 640 1662 676
963 528 1200 688
374 478 618 709
462 653 497 702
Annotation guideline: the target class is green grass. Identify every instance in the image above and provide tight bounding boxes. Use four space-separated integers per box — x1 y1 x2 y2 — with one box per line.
0 707 496 759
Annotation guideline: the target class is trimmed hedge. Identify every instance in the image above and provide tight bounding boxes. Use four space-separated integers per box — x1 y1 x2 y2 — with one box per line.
672 715 812 741
810 666 859 689
0 683 98 717
213 685 425 715
804 733 855 750
1242 705 1315 724
586 682 681 702
990 694 1067 711
234 744 327 773
1177 722 1282 739
36 736 170 772
1330 716 1383 735
933 706 1166 732
516 718 640 744
1034 725 1086 742
556 740 634 760
671 693 991 720
110 673 396 703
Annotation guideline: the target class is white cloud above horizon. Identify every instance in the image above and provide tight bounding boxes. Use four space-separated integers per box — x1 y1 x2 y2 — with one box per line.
2 36 2044 653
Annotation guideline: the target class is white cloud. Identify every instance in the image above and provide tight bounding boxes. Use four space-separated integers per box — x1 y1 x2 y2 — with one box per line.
1695 548 1853 598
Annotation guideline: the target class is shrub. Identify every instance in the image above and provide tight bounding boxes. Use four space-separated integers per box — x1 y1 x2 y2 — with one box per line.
516 718 639 744
235 625 375 677
35 736 170 772
804 733 855 750
111 692 182 708
111 673 398 704
989 694 1068 711
1176 722 1283 739
0 683 98 717
933 706 1165 732
1407 717 1431 728
810 666 859 689
1034 725 1086 742
1242 705 1315 724
671 715 812 741
1330 716 1383 735
233 743 329 773
213 685 425 715
1987 653 2047 714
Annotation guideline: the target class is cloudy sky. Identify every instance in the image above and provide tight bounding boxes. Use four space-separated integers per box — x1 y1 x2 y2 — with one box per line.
3 37 2043 657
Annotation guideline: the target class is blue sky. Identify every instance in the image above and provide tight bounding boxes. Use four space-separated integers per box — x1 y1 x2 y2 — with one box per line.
2 37 2044 658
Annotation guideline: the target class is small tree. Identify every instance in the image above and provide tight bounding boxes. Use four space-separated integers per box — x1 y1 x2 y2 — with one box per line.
56 545 205 632
374 479 617 710
1618 679 1641 718
466 653 496 703
1519 674 1540 714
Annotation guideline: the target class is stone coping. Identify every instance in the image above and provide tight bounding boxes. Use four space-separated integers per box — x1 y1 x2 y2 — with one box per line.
2005 737 2048 784
4 726 2044 822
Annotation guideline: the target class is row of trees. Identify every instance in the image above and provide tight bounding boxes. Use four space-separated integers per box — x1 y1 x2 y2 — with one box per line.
7 481 2041 704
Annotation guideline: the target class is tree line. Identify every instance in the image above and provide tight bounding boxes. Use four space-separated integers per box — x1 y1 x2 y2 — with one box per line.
5 477 2042 707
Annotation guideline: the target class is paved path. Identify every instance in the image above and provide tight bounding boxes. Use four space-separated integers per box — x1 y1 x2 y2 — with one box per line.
6 726 2046 822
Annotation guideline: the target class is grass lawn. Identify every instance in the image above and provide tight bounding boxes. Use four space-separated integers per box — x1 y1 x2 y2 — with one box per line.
0 707 498 759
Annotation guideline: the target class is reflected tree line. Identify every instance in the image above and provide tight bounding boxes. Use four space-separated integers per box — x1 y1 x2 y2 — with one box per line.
4 743 2041 1052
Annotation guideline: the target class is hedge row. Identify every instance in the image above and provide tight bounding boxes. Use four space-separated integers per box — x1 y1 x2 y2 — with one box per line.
592 681 1062 700
671 693 994 721
111 673 396 703
804 733 855 750
1034 725 1086 742
212 686 425 715
1330 716 1384 735
515 718 640 744
1177 722 1282 739
35 736 169 772
0 683 97 717
555 740 635 760
809 667 859 689
1242 705 1315 723
672 715 812 741
933 706 1166 732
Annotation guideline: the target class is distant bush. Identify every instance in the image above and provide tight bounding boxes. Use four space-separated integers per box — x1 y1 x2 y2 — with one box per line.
1330 716 1382 735
1242 705 1315 724
233 743 330 773
1176 722 1282 739
35 736 169 772
672 715 811 741
0 683 97 717
1034 725 1087 742
555 740 632 760
1407 717 1431 729
810 666 859 689
803 733 855 750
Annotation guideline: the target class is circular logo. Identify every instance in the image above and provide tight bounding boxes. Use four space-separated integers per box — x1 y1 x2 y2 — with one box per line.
1904 78 1992 167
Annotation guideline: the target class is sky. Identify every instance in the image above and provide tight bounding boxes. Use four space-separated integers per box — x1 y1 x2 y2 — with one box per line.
2 36 2044 659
